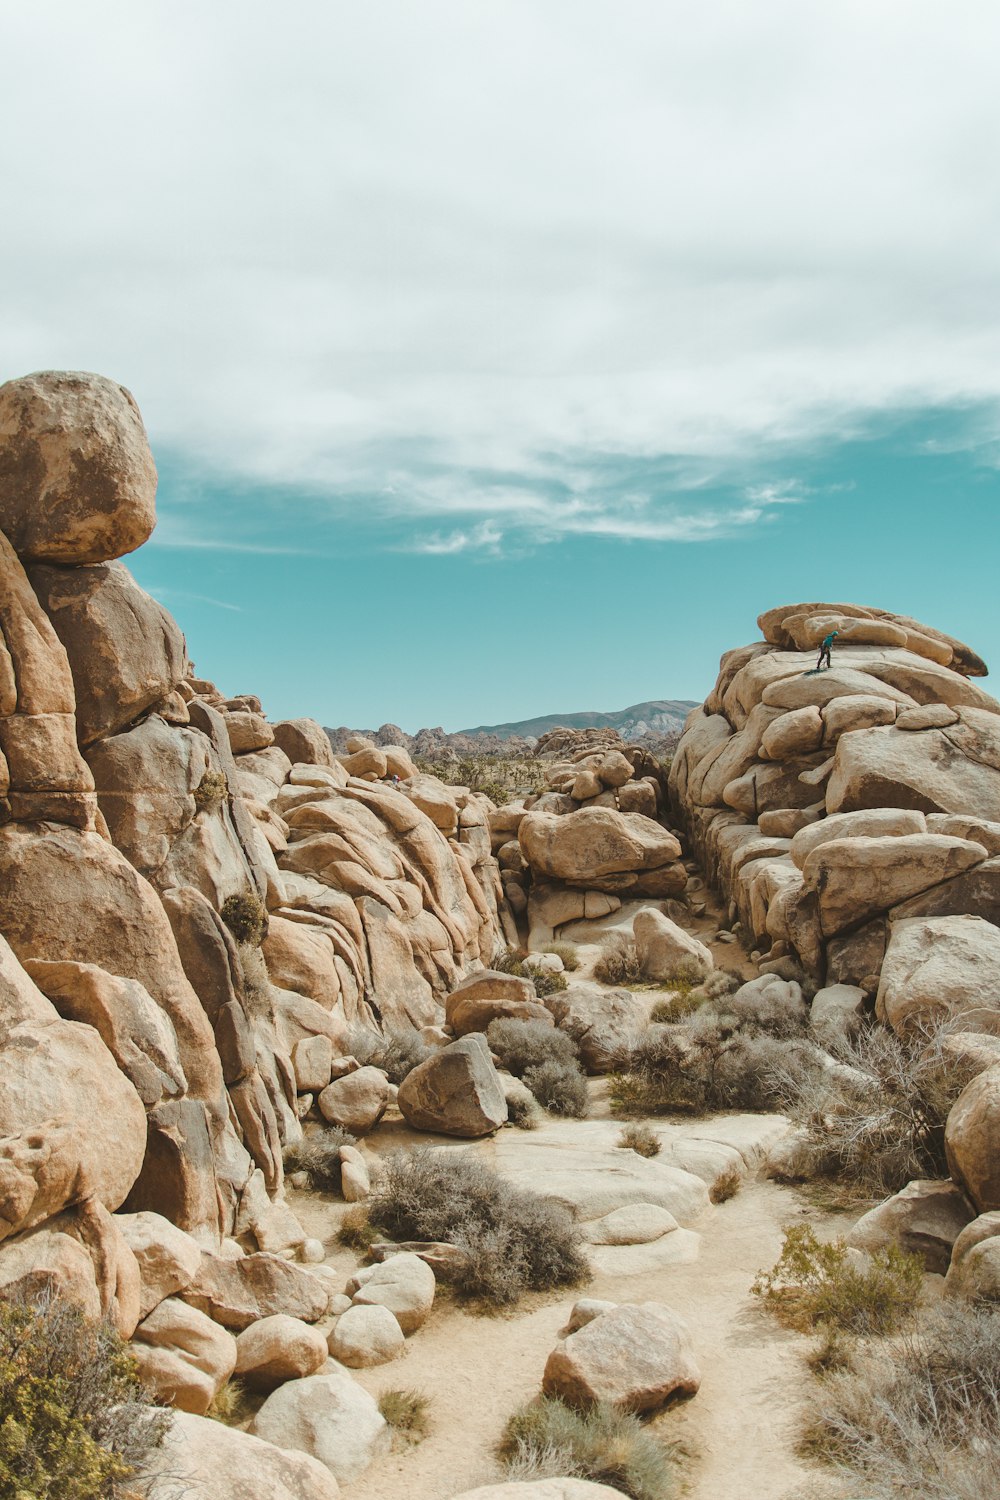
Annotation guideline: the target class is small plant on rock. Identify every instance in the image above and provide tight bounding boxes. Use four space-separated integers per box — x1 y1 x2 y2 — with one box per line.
220 890 268 945
206 1376 250 1426
617 1123 661 1158
709 1165 743 1204
192 767 228 811
283 1125 357 1193
545 943 580 971
497 1396 683 1500
378 1388 431 1442
752 1223 922 1336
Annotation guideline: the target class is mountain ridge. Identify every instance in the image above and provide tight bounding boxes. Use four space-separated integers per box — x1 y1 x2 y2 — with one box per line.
459 698 698 742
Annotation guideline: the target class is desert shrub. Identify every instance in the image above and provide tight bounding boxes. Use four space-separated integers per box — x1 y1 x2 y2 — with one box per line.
0 1293 168 1500
504 1090 540 1130
283 1125 357 1193
700 968 742 1000
545 943 580 971
337 1205 379 1251
493 948 568 996
649 984 704 1022
497 1396 682 1500
778 1017 979 1198
752 1224 922 1335
709 1165 743 1204
220 890 268 945
617 1123 661 1158
347 1026 432 1084
206 1377 250 1426
593 936 642 987
367 1148 587 1306
378 1388 431 1442
531 968 569 997
800 1302 1000 1499
493 946 529 976
414 754 547 805
193 767 228 811
487 1018 580 1076
611 1018 823 1118
522 1058 589 1118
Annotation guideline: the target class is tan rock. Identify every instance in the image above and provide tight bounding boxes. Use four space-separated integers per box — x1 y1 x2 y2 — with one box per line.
0 1218 101 1319
271 718 338 768
801 834 987 937
633 910 712 983
132 1296 237 1414
182 1249 329 1331
147 1408 343 1500
251 1368 390 1483
225 710 274 754
451 1485 625 1500
827 722 1000 820
348 1250 436 1333
896 703 960 730
876 915 1000 1035
847 1179 974 1273
821 694 898 742
317 1067 392 1133
542 1301 700 1412
328 1303 405 1366
945 1212 1000 1301
445 968 552 1035
0 371 157 563
760 706 824 760
31 562 187 744
519 808 681 886
543 982 647 1073
397 1034 507 1137
117 1210 204 1319
234 1314 328 1390
789 807 927 870
597 750 635 789
292 1035 334 1093
945 1064 1000 1212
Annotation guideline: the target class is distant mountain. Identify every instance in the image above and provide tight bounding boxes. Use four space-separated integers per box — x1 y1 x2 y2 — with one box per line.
459 699 698 743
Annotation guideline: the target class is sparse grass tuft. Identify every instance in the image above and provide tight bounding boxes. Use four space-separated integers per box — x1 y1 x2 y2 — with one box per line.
545 943 580 972
617 1123 661 1158
709 1165 743 1204
0 1292 168 1500
337 1205 379 1252
649 981 705 1022
593 936 643 987
283 1125 357 1194
378 1388 431 1442
220 890 268 945
497 1396 683 1500
752 1223 922 1336
206 1377 251 1426
366 1148 588 1307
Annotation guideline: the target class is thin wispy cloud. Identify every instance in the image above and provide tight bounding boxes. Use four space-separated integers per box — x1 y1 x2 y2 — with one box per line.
147 586 243 613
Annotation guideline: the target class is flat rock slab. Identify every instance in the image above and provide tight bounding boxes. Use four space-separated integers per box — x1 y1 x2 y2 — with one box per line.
587 1228 701 1277
583 1203 679 1245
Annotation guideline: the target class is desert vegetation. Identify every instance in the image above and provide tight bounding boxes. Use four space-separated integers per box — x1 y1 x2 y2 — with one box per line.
487 1017 589 1117
593 935 643 987
497 1395 683 1500
492 945 569 997
282 1124 357 1192
752 1224 923 1336
378 1388 432 1443
414 752 548 805
346 1025 434 1083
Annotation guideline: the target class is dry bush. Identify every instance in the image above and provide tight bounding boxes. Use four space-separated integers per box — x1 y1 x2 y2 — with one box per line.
504 1091 540 1130
220 890 268 945
752 1223 922 1335
522 1058 589 1118
493 948 568 997
617 1123 661 1158
649 984 704 1022
283 1125 357 1193
545 943 580 972
709 1165 743 1204
367 1148 587 1307
0 1292 168 1499
206 1377 251 1426
378 1388 431 1442
346 1026 432 1084
414 754 547 805
776 1017 979 1198
192 768 228 811
337 1205 379 1251
800 1302 1000 1500
497 1396 682 1500
593 935 643 987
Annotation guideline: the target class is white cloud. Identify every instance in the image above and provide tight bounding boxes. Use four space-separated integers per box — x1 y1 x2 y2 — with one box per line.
3 0 1000 529
404 520 504 555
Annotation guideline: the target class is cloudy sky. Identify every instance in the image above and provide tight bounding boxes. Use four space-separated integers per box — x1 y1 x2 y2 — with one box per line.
3 1 999 729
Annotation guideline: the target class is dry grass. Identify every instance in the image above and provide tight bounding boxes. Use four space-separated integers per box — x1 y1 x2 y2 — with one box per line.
336 1205 379 1252
206 1377 251 1426
752 1223 922 1336
497 1396 683 1500
593 935 643 987
617 1123 661 1158
545 943 580 971
709 1165 743 1204
282 1125 357 1194
346 1026 433 1083
378 1388 431 1442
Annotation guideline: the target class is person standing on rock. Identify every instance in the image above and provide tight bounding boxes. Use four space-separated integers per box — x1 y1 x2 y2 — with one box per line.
815 630 838 671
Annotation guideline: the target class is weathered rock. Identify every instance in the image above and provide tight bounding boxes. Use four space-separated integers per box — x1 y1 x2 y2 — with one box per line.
801 834 987 937
234 1314 329 1390
271 719 338 769
543 981 648 1073
146 1409 343 1500
809 983 867 1045
847 1179 975 1273
519 808 681 888
339 1145 371 1202
347 1251 436 1333
945 1212 1000 1301
293 1035 334 1093
117 1210 204 1319
827 721 1000 821
317 1067 392 1133
452 1486 626 1500
182 1250 329 1330
945 1064 1000 1212
251 1367 391 1483
542 1302 700 1412
32 563 187 744
0 371 157 563
397 1034 507 1136
132 1296 237 1414
583 1204 679 1246
789 808 928 870
876 915 1000 1036
328 1303 405 1367
445 968 552 1035
633 910 713 983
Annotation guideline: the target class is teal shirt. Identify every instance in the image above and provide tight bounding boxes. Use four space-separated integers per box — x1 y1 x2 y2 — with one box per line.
821 633 836 648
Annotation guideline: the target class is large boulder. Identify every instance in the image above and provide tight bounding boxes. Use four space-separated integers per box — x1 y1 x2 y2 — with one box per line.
31 563 187 745
542 981 647 1072
397 1035 507 1137
234 1314 329 1391
181 1250 329 1331
147 1408 342 1500
0 371 157 563
445 969 552 1035
633 910 712 983
347 1251 436 1334
800 834 987 938
519 808 682 891
251 1367 391 1483
328 1304 405 1367
945 1064 1000 1212
271 719 338 769
116 1210 204 1319
846 1179 974 1273
317 1067 392 1133
876 915 1000 1036
945 1212 1000 1301
131 1296 237 1415
827 720 1000 821
542 1301 700 1412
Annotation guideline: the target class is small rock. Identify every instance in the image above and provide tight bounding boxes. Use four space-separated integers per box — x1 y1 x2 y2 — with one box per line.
328 1303 405 1367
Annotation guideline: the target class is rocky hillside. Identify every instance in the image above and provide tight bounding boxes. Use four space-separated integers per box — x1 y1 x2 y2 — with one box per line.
460 699 697 742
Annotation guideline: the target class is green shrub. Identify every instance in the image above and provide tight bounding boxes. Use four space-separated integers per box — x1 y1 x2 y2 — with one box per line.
378 1388 431 1442
367 1148 587 1307
283 1125 357 1193
617 1123 661 1158
799 1302 1000 1498
193 768 228 811
649 983 704 1022
347 1026 432 1084
497 1396 682 1500
545 943 580 972
487 1018 580 1076
492 946 529 976
220 890 268 945
752 1224 922 1335
0 1293 167 1499
531 968 569 997
593 936 642 987
523 1058 589 1118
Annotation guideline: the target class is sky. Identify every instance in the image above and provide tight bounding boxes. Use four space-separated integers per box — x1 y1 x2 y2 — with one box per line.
2 1 999 731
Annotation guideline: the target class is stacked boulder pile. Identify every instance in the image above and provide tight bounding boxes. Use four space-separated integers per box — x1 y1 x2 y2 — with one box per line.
669 601 1000 1288
0 369 512 1489
489 732 685 948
